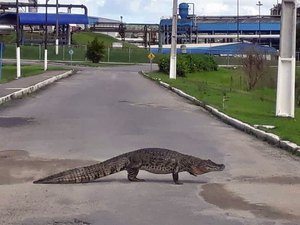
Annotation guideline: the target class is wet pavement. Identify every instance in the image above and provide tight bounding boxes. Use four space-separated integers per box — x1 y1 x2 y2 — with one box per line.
0 65 299 225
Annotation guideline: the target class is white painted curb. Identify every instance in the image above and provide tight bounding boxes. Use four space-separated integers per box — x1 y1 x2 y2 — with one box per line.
140 71 300 156
0 70 74 106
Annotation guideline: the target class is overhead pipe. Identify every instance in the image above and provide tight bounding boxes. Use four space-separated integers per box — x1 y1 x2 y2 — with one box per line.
0 3 88 16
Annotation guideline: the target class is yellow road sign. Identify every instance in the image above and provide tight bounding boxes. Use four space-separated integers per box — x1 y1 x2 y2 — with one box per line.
147 52 155 60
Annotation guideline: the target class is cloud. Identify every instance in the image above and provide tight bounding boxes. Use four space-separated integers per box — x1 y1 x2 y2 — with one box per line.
22 0 293 23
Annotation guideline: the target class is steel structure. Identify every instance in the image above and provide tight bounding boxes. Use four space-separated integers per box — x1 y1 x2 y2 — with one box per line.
0 3 88 45
91 22 160 47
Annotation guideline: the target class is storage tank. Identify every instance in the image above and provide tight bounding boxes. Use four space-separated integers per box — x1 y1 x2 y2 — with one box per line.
179 3 189 19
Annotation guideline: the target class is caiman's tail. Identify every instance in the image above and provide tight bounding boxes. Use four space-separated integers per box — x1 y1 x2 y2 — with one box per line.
33 155 130 184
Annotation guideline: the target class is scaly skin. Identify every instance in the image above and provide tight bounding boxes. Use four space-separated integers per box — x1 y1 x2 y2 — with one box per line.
33 148 225 185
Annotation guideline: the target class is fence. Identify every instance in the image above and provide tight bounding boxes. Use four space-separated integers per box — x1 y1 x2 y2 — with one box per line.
2 44 152 63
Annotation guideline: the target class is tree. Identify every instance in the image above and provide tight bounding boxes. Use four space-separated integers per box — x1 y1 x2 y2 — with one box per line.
241 47 267 91
86 37 105 63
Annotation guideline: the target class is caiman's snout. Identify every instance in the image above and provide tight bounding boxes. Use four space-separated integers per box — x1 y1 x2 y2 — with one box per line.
219 164 225 171
205 160 225 172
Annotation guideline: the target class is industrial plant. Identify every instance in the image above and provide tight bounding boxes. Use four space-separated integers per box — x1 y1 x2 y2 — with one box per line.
0 1 292 56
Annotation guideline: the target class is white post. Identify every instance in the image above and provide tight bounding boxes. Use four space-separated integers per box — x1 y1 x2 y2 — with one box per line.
55 39 59 55
16 47 21 78
169 0 178 79
276 0 297 118
55 0 59 55
44 0 48 71
16 0 21 79
44 49 48 71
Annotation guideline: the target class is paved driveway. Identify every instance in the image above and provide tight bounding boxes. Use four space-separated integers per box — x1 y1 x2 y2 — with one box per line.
0 65 299 225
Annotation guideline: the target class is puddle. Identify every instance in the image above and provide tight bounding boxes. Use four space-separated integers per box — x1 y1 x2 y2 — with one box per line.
0 150 97 185
200 183 299 220
0 117 35 128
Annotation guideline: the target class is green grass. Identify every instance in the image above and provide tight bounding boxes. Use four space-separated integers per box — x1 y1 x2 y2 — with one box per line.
148 67 300 146
2 32 150 63
73 32 119 47
0 64 65 84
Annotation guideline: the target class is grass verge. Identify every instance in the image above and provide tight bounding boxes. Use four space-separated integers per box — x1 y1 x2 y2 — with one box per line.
0 64 65 84
148 67 300 146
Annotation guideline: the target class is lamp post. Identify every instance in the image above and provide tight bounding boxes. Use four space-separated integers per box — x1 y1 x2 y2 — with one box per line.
16 0 21 78
55 0 59 55
44 0 49 71
256 1 263 44
237 0 240 42
169 0 178 79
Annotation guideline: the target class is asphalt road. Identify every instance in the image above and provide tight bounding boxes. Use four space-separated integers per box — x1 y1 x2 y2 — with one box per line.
0 65 299 225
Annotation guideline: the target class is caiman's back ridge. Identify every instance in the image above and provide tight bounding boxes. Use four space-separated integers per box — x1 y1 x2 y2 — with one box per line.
33 148 225 185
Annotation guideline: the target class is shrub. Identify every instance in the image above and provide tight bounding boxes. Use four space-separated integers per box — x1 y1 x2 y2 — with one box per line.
157 54 218 77
86 37 105 63
157 55 170 74
176 55 189 77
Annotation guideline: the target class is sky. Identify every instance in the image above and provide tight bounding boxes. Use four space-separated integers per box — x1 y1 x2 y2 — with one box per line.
7 0 295 23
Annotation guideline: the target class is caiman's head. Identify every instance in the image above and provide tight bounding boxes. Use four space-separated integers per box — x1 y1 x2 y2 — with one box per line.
188 159 225 176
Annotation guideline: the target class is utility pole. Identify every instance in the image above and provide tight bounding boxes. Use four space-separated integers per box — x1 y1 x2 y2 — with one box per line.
237 0 240 42
16 0 21 78
276 0 297 118
169 0 177 79
44 0 48 71
256 1 263 44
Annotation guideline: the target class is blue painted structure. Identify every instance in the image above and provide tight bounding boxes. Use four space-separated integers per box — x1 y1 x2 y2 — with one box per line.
197 22 280 33
160 2 282 48
19 13 89 25
160 19 280 35
179 3 189 19
0 12 89 25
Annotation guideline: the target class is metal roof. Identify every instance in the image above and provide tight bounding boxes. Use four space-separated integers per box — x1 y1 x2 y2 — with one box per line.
151 43 277 55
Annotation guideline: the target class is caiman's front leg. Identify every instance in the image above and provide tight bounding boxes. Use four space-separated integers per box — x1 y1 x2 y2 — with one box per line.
172 164 183 185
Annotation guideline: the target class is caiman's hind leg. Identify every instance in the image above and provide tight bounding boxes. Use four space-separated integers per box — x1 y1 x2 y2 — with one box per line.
127 168 145 182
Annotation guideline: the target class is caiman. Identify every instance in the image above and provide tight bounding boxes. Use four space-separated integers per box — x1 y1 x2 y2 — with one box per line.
33 148 225 185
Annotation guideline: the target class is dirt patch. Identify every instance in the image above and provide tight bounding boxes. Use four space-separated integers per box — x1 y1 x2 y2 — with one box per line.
0 150 97 185
235 176 300 185
200 183 300 220
52 218 91 225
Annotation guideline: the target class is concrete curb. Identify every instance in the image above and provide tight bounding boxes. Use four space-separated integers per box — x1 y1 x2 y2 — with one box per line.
0 70 74 106
140 71 300 156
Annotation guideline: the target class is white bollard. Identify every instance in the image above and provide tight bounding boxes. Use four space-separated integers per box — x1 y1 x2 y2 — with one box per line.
16 46 21 79
55 39 59 55
44 49 48 71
